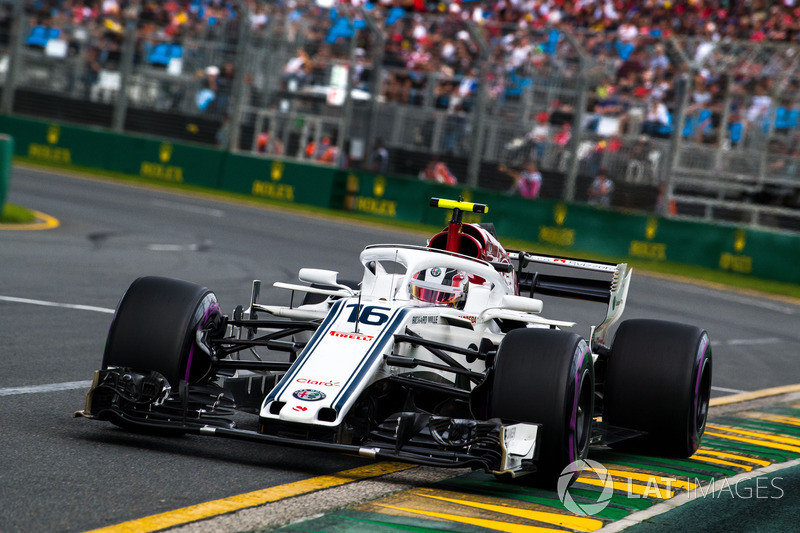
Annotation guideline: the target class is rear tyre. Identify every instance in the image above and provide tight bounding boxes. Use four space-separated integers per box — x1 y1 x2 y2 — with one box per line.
603 319 712 456
103 276 222 387
488 328 594 486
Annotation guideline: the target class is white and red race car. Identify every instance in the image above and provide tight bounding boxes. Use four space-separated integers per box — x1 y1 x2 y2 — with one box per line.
76 198 712 486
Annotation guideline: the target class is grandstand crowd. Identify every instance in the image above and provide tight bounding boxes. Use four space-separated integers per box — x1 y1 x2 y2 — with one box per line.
18 1 800 147
4 0 800 213
24 1 795 42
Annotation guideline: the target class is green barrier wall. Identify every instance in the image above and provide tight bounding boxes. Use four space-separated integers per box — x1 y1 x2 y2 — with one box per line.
0 115 224 189
1 114 797 285
220 154 344 209
0 133 12 211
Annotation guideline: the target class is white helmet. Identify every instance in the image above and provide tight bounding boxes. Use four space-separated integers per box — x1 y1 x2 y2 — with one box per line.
410 267 468 307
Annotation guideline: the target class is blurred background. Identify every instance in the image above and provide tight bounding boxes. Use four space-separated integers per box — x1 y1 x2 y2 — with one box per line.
2 0 799 233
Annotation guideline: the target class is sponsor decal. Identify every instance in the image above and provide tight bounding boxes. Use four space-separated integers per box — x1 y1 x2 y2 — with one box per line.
354 196 397 217
629 218 667 260
271 160 284 181
719 252 752 274
373 175 386 197
292 405 308 412
159 142 172 162
539 204 575 247
330 330 374 341
139 142 184 183
459 315 477 324
140 161 184 182
719 229 751 274
538 226 575 247
296 378 341 387
29 124 71 163
292 389 326 401
629 240 667 260
28 143 72 164
734 228 747 253
351 176 397 216
252 179 295 201
411 315 438 325
47 124 60 144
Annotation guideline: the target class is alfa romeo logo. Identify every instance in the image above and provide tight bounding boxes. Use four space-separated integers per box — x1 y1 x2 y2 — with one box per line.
293 389 326 401
556 459 614 516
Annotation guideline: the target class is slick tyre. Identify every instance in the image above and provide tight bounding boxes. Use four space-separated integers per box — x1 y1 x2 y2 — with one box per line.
103 276 222 387
489 328 594 486
604 319 712 457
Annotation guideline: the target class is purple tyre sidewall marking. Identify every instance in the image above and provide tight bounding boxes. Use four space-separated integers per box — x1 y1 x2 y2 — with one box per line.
569 341 590 465
185 298 220 383
690 333 711 450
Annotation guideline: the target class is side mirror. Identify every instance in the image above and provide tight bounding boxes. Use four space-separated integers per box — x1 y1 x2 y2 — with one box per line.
298 268 340 286
298 268 356 295
501 294 543 314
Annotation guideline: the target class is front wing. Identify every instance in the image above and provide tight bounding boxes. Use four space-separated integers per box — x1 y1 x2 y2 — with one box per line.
75 368 541 477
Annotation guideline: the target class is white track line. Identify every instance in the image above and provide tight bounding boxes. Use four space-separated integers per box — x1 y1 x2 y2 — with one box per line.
147 243 203 251
0 295 115 314
712 386 749 394
726 337 782 346
0 380 94 397
710 338 782 347
150 199 224 217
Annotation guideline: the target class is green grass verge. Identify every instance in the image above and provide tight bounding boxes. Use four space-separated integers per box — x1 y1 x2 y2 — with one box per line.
0 202 36 223
14 156 800 300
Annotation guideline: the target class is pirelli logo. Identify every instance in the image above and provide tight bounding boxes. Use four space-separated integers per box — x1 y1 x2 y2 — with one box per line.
330 330 374 341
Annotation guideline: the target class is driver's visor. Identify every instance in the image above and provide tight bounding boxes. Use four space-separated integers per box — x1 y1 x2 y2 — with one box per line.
410 280 462 305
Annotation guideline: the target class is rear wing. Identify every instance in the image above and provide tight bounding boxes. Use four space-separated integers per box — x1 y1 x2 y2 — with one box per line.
507 251 631 354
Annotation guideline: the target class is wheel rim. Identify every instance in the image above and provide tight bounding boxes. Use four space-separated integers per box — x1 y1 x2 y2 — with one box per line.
574 369 592 458
695 357 712 434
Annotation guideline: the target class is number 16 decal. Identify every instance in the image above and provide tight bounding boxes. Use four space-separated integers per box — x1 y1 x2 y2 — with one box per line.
345 304 390 326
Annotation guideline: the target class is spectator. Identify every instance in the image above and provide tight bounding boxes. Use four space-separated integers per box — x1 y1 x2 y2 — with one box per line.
499 160 542 199
214 62 235 113
443 103 468 154
317 137 339 164
368 138 389 173
196 65 219 111
527 111 550 161
746 82 772 128
256 131 284 156
419 155 457 185
304 136 336 161
587 168 615 207
80 46 103 100
553 122 572 147
641 98 670 136
283 48 310 90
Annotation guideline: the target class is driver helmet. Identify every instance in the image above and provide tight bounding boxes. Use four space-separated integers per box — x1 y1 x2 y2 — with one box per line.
410 267 468 307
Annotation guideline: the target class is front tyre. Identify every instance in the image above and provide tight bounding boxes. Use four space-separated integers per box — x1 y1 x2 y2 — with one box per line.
603 319 712 457
103 276 222 387
488 328 594 485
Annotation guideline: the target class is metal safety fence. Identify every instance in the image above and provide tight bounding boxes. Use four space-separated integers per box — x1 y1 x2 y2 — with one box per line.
1 1 798 233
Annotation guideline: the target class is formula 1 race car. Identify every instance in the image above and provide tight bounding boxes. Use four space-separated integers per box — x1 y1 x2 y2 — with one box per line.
76 198 712 486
